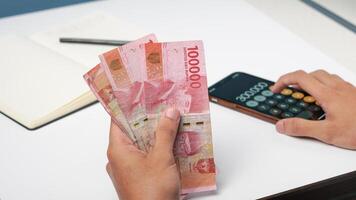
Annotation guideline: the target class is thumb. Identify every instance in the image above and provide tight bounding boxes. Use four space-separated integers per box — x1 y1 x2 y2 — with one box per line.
276 118 331 143
152 107 180 158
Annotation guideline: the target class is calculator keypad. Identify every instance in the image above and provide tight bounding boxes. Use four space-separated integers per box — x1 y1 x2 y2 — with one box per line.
258 104 270 111
246 100 258 108
277 103 289 110
274 94 285 100
281 88 293 96
296 101 309 108
303 96 316 103
254 95 266 102
281 112 294 118
285 97 297 104
261 90 273 97
270 108 282 116
243 86 324 120
291 92 304 100
266 99 278 106
289 106 301 114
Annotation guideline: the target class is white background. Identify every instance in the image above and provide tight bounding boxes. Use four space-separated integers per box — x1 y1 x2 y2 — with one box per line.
0 0 355 199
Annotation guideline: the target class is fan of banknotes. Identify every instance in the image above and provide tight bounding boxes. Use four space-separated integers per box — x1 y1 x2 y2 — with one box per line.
83 34 216 195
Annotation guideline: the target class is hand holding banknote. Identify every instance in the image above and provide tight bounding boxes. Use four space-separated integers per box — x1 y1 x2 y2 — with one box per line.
84 34 216 198
106 107 181 200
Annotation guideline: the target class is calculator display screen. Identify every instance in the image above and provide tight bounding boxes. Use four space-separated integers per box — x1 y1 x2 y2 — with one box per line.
208 72 273 106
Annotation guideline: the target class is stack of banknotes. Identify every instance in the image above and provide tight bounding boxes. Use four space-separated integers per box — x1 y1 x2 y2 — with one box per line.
83 34 216 195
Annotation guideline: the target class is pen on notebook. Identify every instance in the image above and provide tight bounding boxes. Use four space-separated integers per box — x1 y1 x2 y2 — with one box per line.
59 37 130 46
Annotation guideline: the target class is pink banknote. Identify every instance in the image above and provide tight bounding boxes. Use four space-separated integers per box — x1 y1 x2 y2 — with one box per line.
83 64 135 140
143 41 216 194
84 37 216 196
99 34 157 150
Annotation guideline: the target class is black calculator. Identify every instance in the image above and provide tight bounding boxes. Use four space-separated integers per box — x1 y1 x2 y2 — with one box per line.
208 72 325 123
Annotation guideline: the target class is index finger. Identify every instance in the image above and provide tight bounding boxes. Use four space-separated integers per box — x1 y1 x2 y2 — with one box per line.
109 119 134 147
107 119 147 165
271 70 330 103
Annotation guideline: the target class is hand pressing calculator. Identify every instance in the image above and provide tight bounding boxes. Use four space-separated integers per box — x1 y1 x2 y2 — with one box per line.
208 72 325 123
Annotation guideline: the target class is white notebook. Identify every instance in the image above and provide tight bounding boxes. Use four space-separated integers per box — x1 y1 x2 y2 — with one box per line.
0 13 148 129
0 35 94 129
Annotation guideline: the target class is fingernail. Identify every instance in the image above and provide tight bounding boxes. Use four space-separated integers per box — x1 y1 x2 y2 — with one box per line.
276 120 285 134
165 107 180 121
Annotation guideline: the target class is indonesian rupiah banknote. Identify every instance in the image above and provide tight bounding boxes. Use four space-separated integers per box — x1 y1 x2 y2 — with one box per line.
142 41 216 193
99 34 157 150
83 64 135 140
83 35 216 195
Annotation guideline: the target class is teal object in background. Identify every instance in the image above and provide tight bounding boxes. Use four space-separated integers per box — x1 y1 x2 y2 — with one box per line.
0 0 95 18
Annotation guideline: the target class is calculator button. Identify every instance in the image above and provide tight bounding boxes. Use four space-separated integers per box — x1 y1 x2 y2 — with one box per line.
254 95 266 102
261 90 274 97
277 103 289 110
258 104 270 111
269 108 282 116
285 97 297 104
296 110 313 120
296 101 309 108
266 99 278 106
281 112 294 118
274 94 285 100
289 107 301 114
308 105 321 112
281 88 293 96
291 92 304 100
246 100 258 107
303 96 316 103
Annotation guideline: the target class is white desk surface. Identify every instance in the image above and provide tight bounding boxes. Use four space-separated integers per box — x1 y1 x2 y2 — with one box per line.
0 0 355 199
245 0 356 75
